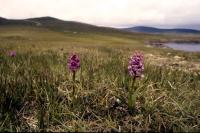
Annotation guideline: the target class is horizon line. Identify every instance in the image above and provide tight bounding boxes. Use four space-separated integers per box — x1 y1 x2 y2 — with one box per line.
1 15 200 30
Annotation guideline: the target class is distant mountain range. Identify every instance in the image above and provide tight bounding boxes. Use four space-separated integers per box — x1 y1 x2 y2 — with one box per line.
1 16 200 35
123 26 200 34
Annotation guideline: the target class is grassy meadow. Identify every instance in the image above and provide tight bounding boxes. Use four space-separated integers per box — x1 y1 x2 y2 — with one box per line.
0 25 200 132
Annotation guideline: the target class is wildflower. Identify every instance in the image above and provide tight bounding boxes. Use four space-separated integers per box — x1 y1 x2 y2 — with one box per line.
67 53 80 95
8 51 16 57
68 54 80 72
127 51 144 114
128 51 144 78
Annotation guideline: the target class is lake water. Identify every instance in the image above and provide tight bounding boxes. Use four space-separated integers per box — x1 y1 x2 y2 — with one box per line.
164 43 200 52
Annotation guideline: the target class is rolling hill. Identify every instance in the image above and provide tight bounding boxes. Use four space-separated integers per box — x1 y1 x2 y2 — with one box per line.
1 16 161 43
0 16 126 34
123 26 200 34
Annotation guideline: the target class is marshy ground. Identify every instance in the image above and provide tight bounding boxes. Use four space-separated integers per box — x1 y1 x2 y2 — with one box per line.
0 26 199 132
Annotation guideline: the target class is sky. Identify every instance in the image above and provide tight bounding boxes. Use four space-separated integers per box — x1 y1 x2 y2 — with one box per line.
0 0 200 29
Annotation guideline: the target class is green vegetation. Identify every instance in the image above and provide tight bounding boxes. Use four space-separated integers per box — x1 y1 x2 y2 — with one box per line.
0 25 200 132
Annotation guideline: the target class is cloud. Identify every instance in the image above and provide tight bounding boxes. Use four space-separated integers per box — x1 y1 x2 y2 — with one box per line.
0 0 200 28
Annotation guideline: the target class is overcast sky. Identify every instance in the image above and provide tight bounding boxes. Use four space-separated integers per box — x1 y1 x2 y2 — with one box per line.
0 0 200 29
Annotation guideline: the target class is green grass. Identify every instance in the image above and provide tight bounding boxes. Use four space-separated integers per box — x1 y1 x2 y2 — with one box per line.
0 25 200 132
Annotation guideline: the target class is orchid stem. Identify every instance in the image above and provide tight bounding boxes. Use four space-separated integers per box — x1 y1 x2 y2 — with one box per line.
128 77 136 114
72 71 76 95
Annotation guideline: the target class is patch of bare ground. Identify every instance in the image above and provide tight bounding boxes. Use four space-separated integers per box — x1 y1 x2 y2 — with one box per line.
145 53 200 72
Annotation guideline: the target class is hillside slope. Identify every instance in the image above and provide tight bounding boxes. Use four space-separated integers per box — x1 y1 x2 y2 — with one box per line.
0 16 127 34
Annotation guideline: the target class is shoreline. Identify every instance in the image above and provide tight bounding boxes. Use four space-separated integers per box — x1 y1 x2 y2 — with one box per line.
147 39 200 47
